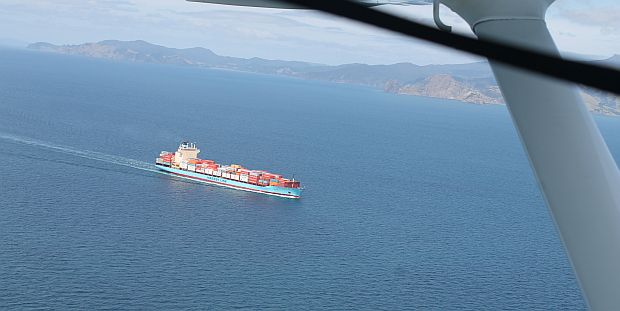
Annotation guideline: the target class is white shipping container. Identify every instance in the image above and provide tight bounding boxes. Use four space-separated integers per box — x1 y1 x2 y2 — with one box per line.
222 173 230 179
180 163 188 170
240 175 249 182
231 175 240 181
213 171 222 177
206 169 213 175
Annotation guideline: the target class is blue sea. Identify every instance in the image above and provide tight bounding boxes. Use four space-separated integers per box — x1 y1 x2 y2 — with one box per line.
1 49 619 310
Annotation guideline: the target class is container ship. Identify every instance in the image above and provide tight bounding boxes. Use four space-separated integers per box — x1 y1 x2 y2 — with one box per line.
155 142 301 199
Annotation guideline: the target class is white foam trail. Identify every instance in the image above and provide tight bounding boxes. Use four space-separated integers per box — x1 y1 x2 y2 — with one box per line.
0 132 162 174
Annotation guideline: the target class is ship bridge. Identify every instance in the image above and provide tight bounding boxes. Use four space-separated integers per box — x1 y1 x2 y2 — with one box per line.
175 141 201 165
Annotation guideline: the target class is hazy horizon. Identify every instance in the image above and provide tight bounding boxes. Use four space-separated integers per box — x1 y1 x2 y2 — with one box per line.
0 0 618 66
6 38 619 67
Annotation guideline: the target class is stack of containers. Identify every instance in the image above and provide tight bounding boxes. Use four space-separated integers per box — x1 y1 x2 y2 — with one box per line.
163 153 295 188
260 173 277 186
259 172 273 186
213 169 222 177
185 158 198 172
157 152 174 166
160 153 174 164
206 163 219 175
279 180 300 188
195 160 207 174
156 151 174 166
219 165 229 179
239 168 250 183
248 171 260 185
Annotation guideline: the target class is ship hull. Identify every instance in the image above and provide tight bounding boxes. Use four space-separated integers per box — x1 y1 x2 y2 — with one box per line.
156 164 301 199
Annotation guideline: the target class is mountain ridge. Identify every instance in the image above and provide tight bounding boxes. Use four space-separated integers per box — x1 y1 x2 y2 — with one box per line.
27 40 619 115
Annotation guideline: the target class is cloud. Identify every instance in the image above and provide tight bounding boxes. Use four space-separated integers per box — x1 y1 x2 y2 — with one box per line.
557 7 620 34
0 0 617 64
546 2 620 59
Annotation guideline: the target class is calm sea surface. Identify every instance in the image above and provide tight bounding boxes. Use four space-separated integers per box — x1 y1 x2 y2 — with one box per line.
1 49 619 310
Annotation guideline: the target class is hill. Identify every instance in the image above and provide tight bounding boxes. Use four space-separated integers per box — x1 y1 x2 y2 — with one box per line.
28 40 618 114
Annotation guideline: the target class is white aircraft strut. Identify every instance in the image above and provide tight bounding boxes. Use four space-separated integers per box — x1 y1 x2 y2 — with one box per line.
441 1 620 309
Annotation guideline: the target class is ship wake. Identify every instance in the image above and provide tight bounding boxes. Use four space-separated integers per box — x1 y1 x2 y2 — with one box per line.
0 132 161 174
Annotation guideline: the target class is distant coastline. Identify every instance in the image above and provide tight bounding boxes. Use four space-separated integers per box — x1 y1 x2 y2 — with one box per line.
28 40 620 115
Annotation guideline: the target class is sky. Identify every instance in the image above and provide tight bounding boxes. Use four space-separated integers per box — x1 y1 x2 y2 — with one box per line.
0 0 618 65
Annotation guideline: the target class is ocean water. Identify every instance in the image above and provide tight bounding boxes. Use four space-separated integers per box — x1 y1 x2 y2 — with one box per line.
1 49 618 310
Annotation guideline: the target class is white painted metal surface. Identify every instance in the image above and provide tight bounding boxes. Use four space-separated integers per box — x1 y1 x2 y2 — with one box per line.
442 1 620 309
